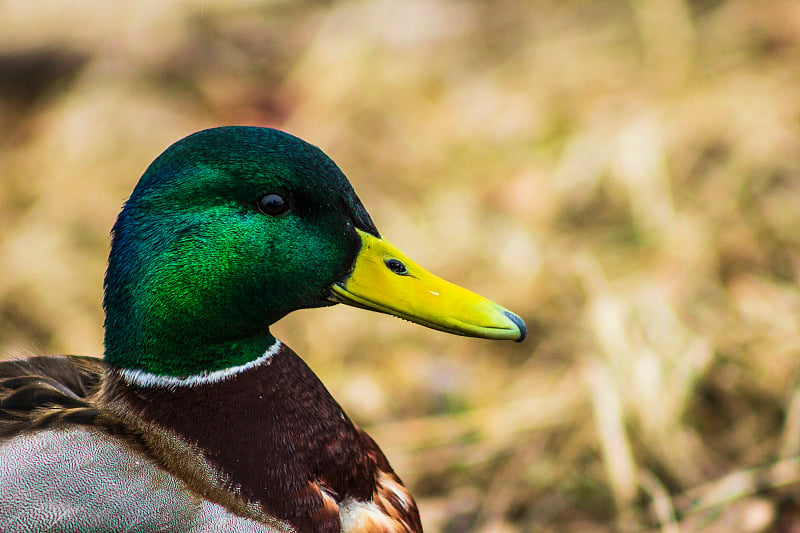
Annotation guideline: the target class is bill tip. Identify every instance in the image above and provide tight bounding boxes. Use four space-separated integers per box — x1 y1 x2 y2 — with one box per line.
504 311 527 342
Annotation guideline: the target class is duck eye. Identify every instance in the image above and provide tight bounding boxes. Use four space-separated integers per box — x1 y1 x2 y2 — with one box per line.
385 258 408 275
257 193 289 216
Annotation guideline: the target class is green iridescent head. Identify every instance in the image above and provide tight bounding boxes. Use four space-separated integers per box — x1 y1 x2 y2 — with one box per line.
104 126 526 378
103 127 377 375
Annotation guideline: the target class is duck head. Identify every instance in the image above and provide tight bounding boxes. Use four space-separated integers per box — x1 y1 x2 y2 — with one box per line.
104 127 525 377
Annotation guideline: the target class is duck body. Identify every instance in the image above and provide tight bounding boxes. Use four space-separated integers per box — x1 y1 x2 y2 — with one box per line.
1 348 416 532
0 127 525 532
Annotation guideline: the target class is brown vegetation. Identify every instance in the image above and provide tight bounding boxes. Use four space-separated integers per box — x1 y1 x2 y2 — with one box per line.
1 1 799 531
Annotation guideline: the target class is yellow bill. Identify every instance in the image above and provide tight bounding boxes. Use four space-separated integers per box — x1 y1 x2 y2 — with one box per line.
330 229 526 342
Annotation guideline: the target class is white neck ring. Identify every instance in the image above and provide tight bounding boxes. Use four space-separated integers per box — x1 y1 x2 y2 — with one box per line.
117 340 282 388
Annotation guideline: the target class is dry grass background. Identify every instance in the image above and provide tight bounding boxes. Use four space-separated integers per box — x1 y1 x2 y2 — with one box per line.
1 0 799 531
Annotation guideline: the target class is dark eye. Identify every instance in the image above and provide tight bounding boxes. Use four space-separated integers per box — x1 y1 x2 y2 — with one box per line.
257 193 289 216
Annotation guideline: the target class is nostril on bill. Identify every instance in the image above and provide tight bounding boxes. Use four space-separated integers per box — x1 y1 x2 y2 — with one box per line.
384 259 409 275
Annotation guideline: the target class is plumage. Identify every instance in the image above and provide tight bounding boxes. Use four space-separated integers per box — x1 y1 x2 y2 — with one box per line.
0 127 525 532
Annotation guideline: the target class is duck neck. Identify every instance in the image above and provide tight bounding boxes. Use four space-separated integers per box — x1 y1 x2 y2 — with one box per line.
103 340 379 532
104 314 278 377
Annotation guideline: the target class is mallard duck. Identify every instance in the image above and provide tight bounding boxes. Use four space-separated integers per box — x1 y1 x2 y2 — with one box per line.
0 127 525 532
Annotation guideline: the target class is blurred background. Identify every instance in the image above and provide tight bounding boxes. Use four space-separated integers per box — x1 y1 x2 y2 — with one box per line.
1 0 799 531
